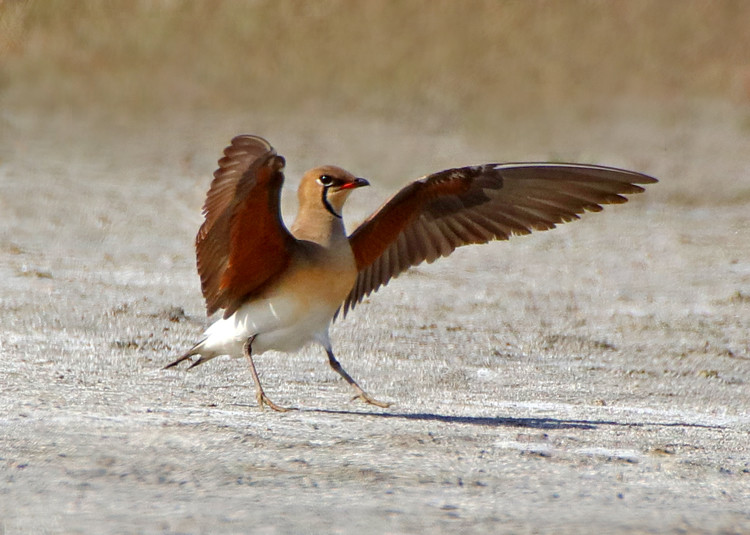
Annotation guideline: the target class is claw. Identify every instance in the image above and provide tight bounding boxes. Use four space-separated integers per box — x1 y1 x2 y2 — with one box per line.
256 390 294 412
351 392 391 409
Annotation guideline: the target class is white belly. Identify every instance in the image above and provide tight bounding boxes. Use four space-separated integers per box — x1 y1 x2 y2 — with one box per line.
195 294 336 359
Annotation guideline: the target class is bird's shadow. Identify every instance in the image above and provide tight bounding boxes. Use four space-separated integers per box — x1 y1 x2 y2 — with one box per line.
299 408 724 431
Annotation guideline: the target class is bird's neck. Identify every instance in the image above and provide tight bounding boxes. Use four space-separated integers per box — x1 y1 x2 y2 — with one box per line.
290 208 348 247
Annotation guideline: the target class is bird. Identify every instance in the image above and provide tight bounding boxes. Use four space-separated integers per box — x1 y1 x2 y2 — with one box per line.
165 134 657 411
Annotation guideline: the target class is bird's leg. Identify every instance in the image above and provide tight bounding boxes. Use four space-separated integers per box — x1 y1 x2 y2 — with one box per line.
243 337 293 412
326 349 390 408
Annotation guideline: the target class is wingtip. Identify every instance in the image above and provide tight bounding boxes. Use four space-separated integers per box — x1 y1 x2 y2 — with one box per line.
230 134 273 150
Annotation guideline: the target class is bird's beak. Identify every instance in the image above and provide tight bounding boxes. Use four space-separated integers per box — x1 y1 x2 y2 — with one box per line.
341 177 370 189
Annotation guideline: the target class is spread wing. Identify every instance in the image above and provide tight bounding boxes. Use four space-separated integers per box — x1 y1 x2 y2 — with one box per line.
343 163 657 317
196 135 295 318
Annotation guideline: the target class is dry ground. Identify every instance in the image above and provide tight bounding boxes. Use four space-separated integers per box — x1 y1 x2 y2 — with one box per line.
0 103 749 534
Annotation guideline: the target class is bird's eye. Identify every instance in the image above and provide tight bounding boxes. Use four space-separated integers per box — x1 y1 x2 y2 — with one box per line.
317 174 334 186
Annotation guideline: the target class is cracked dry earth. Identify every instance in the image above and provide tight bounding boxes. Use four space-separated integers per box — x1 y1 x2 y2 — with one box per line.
1 109 749 534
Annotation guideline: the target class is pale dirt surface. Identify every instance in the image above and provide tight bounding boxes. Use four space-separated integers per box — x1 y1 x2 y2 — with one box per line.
1 104 749 534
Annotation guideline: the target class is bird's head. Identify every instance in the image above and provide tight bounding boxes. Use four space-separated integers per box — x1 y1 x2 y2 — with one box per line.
298 165 370 219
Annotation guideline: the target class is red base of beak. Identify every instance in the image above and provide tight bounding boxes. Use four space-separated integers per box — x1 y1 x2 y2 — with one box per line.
341 177 370 189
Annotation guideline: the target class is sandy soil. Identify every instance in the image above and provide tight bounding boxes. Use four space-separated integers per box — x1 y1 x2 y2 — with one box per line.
1 105 749 534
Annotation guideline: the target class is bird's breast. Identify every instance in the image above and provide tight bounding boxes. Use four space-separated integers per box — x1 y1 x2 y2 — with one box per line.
273 236 357 301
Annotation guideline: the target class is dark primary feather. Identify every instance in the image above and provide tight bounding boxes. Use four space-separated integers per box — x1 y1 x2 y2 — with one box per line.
342 162 657 316
196 135 294 317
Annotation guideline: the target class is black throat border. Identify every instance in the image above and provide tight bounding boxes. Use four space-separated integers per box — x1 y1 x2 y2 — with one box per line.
321 186 342 219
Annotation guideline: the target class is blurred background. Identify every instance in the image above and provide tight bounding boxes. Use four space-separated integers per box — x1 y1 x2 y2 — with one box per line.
3 0 750 117
1 0 749 243
2 0 750 202
2 0 749 174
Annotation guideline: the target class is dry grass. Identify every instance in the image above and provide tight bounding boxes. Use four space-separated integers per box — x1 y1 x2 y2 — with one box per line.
2 0 750 122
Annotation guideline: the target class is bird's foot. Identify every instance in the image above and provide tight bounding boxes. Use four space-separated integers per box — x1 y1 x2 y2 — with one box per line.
256 390 295 412
325 349 391 408
351 391 391 409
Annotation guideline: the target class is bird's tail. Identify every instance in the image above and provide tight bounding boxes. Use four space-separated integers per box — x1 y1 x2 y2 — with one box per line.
163 339 217 370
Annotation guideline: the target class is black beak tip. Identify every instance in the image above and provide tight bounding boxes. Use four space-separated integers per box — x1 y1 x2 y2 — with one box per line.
355 177 370 188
